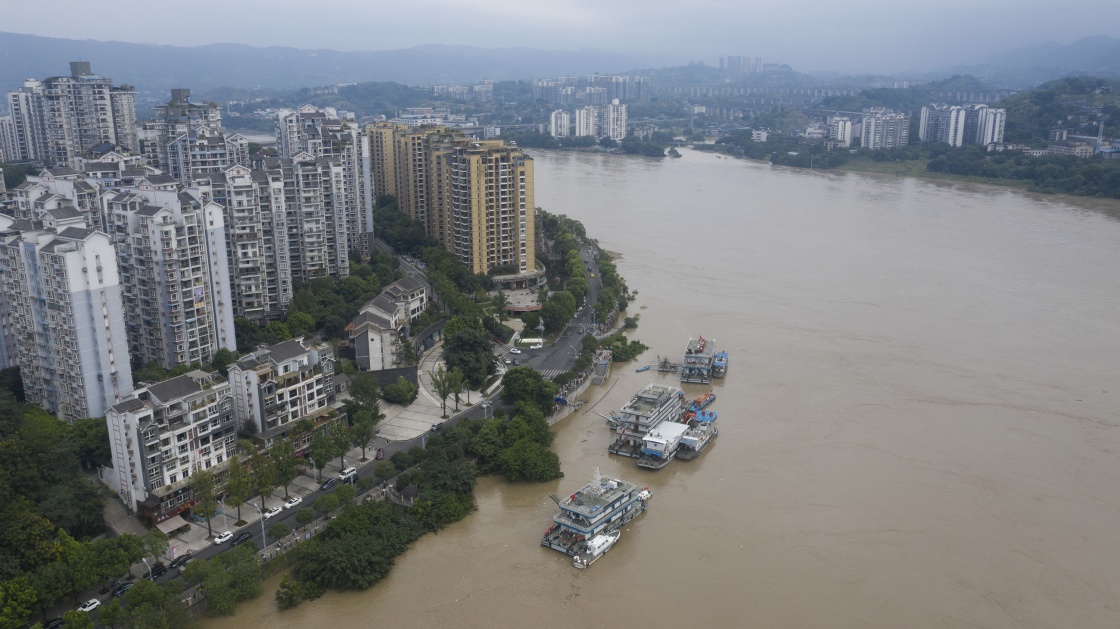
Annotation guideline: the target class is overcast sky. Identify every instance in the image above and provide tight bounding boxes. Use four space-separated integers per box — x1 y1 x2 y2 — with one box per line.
6 0 1120 74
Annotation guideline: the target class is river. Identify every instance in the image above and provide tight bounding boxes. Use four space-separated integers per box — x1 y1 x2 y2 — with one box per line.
208 148 1120 628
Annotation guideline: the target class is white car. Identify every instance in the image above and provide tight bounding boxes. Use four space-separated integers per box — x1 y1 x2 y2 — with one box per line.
77 599 101 613
213 531 233 544
284 496 303 509
530 343 543 350
263 506 282 519
509 347 522 354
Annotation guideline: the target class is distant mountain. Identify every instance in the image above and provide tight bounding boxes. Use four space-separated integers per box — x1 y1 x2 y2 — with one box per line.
942 36 1120 87
0 31 684 98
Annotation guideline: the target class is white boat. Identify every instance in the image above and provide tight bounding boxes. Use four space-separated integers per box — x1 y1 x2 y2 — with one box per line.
573 530 621 569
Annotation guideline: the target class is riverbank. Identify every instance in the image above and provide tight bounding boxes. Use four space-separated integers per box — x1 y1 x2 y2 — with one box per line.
834 157 1034 190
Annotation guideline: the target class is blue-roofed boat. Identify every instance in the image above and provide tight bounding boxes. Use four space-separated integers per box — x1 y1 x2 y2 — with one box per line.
635 364 651 372
688 391 715 413
712 351 729 378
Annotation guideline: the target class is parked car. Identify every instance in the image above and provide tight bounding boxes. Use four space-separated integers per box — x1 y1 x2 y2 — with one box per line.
263 506 282 519
503 357 512 365
284 496 303 509
213 531 233 544
509 347 522 354
77 598 101 613
44 619 64 629
320 478 338 491
512 359 520 366
338 467 357 483
375 448 385 460
111 582 135 598
168 553 192 569
530 343 543 350
145 564 167 580
230 532 253 546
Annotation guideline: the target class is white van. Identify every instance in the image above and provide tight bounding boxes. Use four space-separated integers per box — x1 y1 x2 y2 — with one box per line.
339 467 357 483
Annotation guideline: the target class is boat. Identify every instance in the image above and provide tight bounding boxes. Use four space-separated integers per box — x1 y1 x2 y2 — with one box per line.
637 421 689 469
608 383 684 458
712 351 728 378
635 365 652 373
689 391 716 412
541 468 650 560
656 356 680 372
573 530 621 569
681 336 717 384
676 411 718 461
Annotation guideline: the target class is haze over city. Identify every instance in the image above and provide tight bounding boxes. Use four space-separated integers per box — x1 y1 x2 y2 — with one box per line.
7 0 1120 73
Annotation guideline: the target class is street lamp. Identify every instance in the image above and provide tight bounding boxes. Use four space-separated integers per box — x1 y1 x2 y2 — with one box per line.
216 497 228 531
481 400 493 420
245 502 268 552
307 456 319 482
141 557 153 581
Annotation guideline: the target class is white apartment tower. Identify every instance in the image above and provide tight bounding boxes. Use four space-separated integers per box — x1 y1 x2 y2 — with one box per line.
920 104 966 146
575 106 599 138
194 164 294 322
861 108 909 150
102 183 236 369
104 370 238 521
603 99 628 142
4 63 138 168
828 116 853 148
0 217 134 422
550 110 571 138
275 106 366 261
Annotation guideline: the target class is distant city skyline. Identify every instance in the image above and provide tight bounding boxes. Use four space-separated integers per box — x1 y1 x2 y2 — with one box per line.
7 0 1120 74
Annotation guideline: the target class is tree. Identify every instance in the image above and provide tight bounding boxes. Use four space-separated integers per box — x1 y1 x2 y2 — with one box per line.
313 494 339 517
374 461 396 481
350 409 377 460
210 348 236 376
188 469 219 537
491 291 509 324
249 449 277 511
429 367 453 417
328 421 351 469
442 327 497 389
143 528 169 564
307 432 333 481
66 418 111 470
296 508 315 527
382 376 417 406
335 484 356 508
0 576 36 629
60 610 94 629
448 367 467 411
349 372 381 409
269 522 290 539
98 598 125 628
270 439 298 499
224 457 252 522
500 367 558 413
498 438 563 482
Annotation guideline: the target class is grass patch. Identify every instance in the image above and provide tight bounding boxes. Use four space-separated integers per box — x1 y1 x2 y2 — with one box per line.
836 158 1033 190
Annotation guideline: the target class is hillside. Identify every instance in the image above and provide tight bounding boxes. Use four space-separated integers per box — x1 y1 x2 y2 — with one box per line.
0 31 681 97
997 76 1120 144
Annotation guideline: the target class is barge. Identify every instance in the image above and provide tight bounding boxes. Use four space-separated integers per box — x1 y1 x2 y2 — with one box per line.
676 411 718 461
541 468 651 563
681 336 717 384
608 383 684 458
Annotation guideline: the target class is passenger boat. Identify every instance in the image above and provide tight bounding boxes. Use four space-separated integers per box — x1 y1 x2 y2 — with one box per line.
637 422 689 470
541 468 650 560
681 336 717 384
573 530 621 569
608 383 684 458
676 411 718 461
712 351 728 378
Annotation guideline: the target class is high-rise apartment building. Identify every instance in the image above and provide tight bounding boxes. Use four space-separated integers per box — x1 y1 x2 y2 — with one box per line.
11 167 106 231
102 184 236 369
138 89 229 180
0 216 134 422
194 164 293 322
963 104 1006 146
550 110 571 138
920 104 966 146
603 99 628 142
0 115 15 163
828 116 854 148
575 106 599 138
446 141 535 274
276 106 367 260
104 370 237 522
5 63 138 168
861 108 909 150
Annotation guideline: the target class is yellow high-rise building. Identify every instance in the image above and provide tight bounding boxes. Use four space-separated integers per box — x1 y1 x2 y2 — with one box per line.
369 124 535 275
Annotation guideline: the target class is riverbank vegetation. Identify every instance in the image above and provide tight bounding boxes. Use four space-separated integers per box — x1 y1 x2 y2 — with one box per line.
695 138 1120 198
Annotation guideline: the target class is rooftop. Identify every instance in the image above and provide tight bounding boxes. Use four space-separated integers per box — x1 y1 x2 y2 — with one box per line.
561 476 640 518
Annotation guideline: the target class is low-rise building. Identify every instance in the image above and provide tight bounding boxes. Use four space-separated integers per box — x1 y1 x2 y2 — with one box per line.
104 370 237 524
228 337 340 452
347 276 428 372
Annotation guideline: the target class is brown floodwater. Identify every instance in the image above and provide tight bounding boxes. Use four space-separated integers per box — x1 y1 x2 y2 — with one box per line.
208 148 1120 628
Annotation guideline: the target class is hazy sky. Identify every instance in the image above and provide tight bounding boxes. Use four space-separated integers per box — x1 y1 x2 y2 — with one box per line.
7 0 1120 73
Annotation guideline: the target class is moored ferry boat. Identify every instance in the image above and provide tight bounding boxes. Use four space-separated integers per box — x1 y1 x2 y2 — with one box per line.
636 421 689 470
712 351 728 378
541 468 651 560
676 411 718 461
608 383 684 458
681 336 717 384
